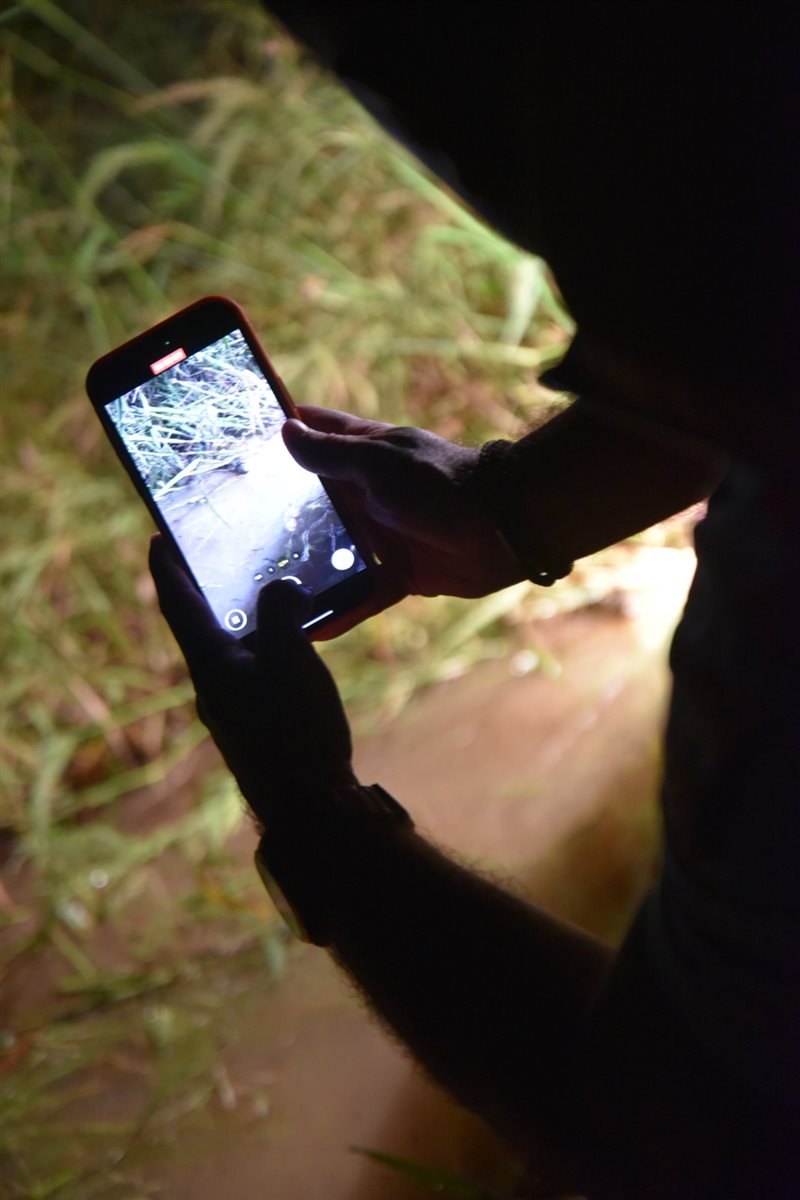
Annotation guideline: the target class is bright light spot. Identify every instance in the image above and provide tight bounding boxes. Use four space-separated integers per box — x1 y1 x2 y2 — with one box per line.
331 547 355 571
149 347 186 375
90 869 109 890
510 649 540 677
57 898 91 931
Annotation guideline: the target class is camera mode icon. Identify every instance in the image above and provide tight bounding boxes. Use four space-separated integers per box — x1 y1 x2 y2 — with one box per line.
224 609 248 632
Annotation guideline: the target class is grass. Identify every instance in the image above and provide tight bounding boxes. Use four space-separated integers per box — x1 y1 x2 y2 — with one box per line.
107 330 282 495
0 940 293 1200
350 1146 531 1199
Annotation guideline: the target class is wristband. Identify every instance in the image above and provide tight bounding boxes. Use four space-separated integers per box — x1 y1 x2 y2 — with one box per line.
474 439 573 587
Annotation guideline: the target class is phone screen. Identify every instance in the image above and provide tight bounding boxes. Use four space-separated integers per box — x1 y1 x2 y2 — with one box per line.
103 328 367 636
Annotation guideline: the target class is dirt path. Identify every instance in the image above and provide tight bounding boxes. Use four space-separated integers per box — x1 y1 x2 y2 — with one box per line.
162 435 326 625
1 548 695 1199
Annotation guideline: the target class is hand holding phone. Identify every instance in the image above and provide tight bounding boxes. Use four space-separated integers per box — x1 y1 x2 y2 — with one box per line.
149 536 357 815
282 407 523 623
86 297 373 639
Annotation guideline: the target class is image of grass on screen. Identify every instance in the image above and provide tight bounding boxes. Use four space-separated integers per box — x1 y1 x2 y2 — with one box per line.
106 331 365 632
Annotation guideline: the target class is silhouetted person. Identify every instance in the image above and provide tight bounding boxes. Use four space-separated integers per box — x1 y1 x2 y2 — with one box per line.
151 5 799 1197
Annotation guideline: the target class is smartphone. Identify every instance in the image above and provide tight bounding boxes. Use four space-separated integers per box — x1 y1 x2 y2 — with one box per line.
86 296 372 639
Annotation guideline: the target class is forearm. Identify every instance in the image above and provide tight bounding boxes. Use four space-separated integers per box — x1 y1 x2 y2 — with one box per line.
491 398 729 567
276 817 612 1152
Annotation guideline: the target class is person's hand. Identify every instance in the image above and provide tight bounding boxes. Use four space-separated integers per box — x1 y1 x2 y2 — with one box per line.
283 406 522 637
149 536 357 826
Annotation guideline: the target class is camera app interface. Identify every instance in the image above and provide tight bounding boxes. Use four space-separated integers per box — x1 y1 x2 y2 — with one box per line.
106 330 366 636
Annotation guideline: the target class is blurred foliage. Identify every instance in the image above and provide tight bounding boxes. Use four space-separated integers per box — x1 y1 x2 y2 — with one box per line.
0 942 293 1200
350 1146 530 1199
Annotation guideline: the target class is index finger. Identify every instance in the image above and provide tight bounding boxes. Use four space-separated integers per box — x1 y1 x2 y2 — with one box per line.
149 536 245 689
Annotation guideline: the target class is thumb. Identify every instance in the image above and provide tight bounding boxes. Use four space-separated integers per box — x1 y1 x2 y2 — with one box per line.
254 579 352 754
256 578 312 654
255 579 317 680
283 418 377 484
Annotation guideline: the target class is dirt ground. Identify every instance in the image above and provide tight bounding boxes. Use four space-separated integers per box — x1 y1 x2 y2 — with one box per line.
0 546 695 1200
162 434 326 626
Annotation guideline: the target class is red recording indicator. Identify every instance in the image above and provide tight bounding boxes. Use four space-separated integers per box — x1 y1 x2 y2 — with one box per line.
150 347 187 375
